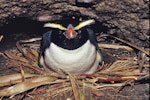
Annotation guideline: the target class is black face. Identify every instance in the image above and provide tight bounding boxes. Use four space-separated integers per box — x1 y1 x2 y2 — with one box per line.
51 27 89 50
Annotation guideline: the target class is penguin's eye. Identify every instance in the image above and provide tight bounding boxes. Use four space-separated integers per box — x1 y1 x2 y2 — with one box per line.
59 30 63 34
77 30 82 34
78 33 82 39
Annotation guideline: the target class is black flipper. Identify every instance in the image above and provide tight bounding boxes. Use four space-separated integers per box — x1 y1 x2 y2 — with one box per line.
86 28 102 58
38 30 52 67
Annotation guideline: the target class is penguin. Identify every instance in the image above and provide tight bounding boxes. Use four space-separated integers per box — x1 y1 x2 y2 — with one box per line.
38 19 102 75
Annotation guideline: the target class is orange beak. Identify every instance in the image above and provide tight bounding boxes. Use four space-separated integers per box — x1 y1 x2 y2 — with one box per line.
64 25 77 39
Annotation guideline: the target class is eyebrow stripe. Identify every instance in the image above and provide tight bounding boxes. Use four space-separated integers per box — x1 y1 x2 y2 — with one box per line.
43 19 95 30
74 19 95 30
44 23 67 30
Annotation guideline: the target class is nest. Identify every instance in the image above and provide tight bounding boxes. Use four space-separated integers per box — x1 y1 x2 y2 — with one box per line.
0 35 149 100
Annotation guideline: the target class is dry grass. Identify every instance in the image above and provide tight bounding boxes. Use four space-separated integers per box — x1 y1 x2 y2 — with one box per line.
0 37 149 99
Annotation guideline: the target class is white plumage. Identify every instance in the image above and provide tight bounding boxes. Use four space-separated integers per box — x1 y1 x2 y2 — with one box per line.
43 40 101 74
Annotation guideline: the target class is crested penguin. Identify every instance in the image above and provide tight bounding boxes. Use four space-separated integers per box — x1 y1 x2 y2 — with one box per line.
38 19 102 74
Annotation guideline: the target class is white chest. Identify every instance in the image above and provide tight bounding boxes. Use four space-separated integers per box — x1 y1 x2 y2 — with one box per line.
44 40 99 74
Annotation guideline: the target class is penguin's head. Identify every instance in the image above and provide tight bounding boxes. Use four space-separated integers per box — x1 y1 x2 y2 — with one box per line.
43 19 95 50
44 19 95 38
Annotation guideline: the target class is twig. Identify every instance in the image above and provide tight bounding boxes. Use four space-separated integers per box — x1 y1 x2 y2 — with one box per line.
98 43 133 51
100 34 149 55
82 82 125 89
16 38 41 60
118 74 150 91
69 74 81 100
97 76 137 82
9 60 66 79
111 36 150 56
9 60 45 74
19 66 25 82
134 74 150 83
18 38 41 43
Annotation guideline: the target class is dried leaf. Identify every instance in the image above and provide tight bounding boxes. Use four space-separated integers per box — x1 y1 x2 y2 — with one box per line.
0 76 57 97
0 73 38 86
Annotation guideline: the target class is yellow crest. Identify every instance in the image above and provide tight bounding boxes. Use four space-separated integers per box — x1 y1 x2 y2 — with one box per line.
44 19 95 30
